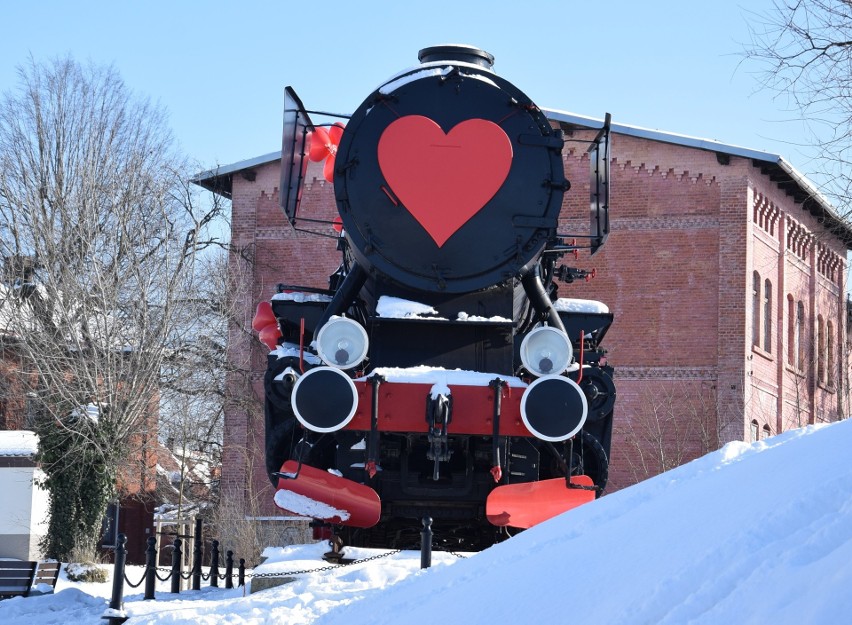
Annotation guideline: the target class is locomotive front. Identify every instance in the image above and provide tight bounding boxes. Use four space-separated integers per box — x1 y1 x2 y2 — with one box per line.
258 45 615 548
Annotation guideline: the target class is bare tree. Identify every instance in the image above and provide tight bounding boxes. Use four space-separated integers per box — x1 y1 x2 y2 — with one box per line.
745 0 852 210
0 56 228 560
621 382 719 484
154 249 233 524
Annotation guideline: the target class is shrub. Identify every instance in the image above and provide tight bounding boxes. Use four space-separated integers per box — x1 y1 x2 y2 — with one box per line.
66 562 108 583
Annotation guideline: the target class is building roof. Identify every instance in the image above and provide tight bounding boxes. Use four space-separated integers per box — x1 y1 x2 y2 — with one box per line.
192 109 852 247
0 430 38 457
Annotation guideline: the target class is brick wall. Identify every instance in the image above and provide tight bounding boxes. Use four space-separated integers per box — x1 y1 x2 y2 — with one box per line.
0 349 28 430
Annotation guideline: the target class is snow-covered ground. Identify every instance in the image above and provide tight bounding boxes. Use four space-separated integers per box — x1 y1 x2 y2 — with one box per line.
2 419 851 624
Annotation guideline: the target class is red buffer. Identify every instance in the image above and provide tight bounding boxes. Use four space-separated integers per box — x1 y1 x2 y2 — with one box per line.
274 460 381 528
485 475 596 529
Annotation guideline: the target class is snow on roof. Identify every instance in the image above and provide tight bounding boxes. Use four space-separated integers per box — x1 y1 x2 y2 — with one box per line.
153 501 204 523
0 430 39 457
70 404 100 424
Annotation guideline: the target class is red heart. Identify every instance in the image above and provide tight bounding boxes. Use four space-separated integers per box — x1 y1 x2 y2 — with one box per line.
377 115 513 247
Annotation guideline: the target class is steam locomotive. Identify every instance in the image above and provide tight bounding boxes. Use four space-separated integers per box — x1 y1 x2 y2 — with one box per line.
253 45 615 549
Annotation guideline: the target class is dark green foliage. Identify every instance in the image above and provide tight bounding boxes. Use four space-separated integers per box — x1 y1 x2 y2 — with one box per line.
35 407 117 561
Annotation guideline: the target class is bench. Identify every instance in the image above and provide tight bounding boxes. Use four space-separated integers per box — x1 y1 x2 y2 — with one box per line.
0 560 37 599
0 560 61 599
30 561 61 596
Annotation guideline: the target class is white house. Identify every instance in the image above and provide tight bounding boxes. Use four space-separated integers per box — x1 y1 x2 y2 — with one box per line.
0 430 48 560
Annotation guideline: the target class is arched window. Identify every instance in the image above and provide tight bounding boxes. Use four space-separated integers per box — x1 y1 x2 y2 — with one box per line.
796 301 805 370
762 424 771 439
787 294 795 366
817 315 825 384
827 320 835 387
752 271 761 348
763 279 772 353
750 420 759 442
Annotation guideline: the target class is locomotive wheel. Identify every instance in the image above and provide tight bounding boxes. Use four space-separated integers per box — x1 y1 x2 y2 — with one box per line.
570 431 609 493
579 368 616 422
541 431 609 493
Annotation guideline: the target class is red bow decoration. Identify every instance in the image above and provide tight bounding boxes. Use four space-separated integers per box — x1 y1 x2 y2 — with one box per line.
252 301 282 350
308 122 345 183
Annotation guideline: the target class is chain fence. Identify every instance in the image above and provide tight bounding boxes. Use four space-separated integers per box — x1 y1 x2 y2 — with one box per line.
104 521 463 624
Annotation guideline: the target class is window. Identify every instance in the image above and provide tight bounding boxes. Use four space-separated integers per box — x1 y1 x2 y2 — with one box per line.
787 294 795 366
827 320 835 387
817 315 825 384
796 301 805 370
750 420 759 442
752 271 761 348
763 279 772 353
762 424 771 439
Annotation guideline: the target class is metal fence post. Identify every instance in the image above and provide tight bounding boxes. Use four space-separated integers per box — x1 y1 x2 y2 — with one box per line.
421 516 433 569
170 538 182 594
192 517 202 591
209 540 220 587
104 533 128 624
238 558 246 587
225 550 234 589
144 536 157 600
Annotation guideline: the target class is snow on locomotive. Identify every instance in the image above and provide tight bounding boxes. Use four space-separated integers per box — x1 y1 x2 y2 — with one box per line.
253 44 615 549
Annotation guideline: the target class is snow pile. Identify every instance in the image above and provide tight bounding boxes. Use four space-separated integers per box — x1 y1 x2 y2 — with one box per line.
273 489 351 522
0 587 108 623
270 342 322 365
375 296 441 319
322 420 852 625
271 292 333 303
359 365 528 389
553 298 610 314
429 381 451 398
374 296 513 323
0 429 38 456
455 311 512 322
3 420 851 624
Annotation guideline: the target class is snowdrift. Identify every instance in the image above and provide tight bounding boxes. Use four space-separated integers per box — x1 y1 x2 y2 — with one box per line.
2 420 850 624
318 420 852 625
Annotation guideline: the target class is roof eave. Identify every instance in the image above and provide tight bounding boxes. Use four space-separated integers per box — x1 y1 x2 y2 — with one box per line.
191 150 282 199
190 109 852 248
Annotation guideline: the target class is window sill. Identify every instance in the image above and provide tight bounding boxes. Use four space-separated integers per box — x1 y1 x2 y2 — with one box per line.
751 345 773 362
785 364 805 378
817 381 836 394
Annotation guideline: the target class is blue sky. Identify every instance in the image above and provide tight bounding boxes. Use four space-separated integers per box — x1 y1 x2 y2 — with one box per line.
0 1 816 176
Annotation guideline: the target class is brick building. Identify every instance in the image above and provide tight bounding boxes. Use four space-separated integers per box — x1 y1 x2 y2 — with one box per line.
196 110 851 522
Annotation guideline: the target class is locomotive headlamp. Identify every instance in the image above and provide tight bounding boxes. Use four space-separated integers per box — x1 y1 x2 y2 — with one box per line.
521 375 588 442
316 317 369 369
520 326 572 376
292 366 359 433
